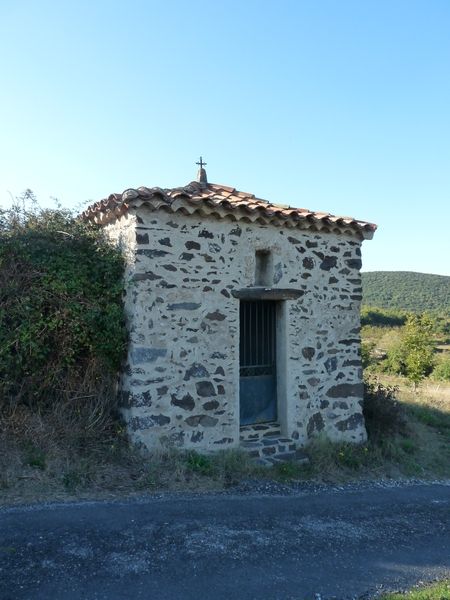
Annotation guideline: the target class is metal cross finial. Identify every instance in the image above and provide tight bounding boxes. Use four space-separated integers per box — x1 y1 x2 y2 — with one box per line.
196 156 207 169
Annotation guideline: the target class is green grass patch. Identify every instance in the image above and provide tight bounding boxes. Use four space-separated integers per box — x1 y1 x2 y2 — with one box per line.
380 579 450 599
186 451 215 476
408 404 450 431
23 442 47 470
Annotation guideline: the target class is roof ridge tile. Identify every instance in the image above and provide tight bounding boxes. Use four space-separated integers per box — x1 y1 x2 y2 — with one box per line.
82 181 377 238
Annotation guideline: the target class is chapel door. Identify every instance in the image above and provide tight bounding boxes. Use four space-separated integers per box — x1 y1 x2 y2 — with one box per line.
239 301 277 425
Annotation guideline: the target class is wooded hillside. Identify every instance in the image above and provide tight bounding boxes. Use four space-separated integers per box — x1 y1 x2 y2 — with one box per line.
362 271 450 313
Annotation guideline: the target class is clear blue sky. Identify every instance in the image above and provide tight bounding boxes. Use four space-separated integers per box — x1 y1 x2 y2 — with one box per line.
1 0 449 275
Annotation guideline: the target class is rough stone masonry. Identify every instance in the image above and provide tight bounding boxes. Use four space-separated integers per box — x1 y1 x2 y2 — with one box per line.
83 173 376 454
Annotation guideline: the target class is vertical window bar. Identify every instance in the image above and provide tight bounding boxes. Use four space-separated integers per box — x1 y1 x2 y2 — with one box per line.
257 302 260 366
272 303 276 366
255 302 259 366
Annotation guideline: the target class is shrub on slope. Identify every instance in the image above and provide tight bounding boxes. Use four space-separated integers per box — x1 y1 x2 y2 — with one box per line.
0 193 126 407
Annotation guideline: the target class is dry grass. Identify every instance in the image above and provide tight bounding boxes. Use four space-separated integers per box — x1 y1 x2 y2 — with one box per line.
1 376 449 506
277 377 450 483
0 394 260 506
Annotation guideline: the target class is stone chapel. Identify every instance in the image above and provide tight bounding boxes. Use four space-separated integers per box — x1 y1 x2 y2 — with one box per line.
83 162 376 461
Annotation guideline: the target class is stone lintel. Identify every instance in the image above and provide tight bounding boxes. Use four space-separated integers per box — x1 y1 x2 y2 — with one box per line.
231 287 304 301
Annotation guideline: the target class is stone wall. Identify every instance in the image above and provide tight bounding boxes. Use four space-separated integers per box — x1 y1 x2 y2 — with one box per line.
106 207 367 452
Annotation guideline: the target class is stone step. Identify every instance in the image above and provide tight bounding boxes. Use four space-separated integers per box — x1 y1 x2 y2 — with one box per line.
254 452 310 468
276 449 309 463
240 423 282 442
239 423 309 466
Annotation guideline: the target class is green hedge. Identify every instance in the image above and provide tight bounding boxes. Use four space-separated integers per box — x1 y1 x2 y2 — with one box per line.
0 196 126 405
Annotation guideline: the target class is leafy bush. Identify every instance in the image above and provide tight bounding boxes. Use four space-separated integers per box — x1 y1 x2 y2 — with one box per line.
363 379 407 441
361 340 375 370
0 192 126 407
384 314 435 387
431 356 450 381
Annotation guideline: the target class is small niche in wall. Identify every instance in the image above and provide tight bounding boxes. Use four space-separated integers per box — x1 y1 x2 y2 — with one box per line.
255 250 272 286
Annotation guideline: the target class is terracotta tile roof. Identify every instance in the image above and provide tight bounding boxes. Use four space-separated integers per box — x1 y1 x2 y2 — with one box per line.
82 181 377 239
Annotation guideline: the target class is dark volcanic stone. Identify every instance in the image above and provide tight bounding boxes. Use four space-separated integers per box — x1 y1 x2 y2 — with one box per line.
180 252 194 261
287 236 301 245
184 363 210 381
151 414 171 426
206 310 226 321
307 412 324 437
131 347 166 364
191 431 204 442
326 383 364 398
333 401 349 410
136 249 169 258
338 338 360 346
129 416 155 431
302 257 314 270
185 415 219 427
159 237 172 246
198 229 214 239
171 393 195 411
136 390 152 407
335 413 364 431
168 302 201 310
132 272 162 281
302 347 315 360
346 259 362 270
196 381 216 397
203 400 220 411
320 256 338 271
324 357 338 373
343 359 361 367
186 241 201 250
136 232 149 244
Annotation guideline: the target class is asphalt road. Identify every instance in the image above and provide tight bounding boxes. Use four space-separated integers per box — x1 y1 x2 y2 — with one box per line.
0 482 449 600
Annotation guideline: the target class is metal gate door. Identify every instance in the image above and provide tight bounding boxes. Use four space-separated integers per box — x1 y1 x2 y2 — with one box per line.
239 301 277 425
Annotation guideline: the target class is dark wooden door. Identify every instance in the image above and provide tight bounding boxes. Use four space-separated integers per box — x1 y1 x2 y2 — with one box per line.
239 301 277 425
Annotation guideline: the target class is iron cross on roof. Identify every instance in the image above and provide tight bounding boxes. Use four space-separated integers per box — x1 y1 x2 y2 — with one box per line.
196 156 208 184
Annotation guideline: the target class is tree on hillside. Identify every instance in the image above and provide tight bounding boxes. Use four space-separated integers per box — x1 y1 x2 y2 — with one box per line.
386 314 435 389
